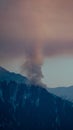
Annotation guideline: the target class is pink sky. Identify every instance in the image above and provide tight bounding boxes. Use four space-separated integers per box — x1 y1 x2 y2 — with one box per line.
0 0 73 59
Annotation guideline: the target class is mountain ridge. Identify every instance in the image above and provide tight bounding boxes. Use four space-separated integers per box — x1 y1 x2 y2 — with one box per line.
0 66 29 84
0 66 73 129
47 86 73 102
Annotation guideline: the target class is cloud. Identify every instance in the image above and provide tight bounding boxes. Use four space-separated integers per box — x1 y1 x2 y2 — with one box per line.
1 0 73 40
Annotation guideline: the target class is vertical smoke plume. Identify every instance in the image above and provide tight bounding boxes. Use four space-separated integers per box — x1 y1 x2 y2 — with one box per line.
22 60 43 85
22 41 44 85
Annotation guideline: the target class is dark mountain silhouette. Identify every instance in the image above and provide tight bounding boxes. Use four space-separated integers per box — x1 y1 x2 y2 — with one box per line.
0 67 73 130
0 66 29 84
47 86 73 102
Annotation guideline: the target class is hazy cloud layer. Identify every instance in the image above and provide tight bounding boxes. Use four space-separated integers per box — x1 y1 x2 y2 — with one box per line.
0 0 73 57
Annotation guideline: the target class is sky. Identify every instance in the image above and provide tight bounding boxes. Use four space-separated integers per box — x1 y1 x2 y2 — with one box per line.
42 55 73 87
0 0 73 87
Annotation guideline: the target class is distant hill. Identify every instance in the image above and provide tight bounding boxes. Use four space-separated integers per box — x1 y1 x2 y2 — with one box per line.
47 86 73 102
0 67 73 129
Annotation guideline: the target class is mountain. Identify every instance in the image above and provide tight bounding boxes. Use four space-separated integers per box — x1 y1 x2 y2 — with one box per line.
0 67 73 129
0 66 29 84
47 86 73 102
